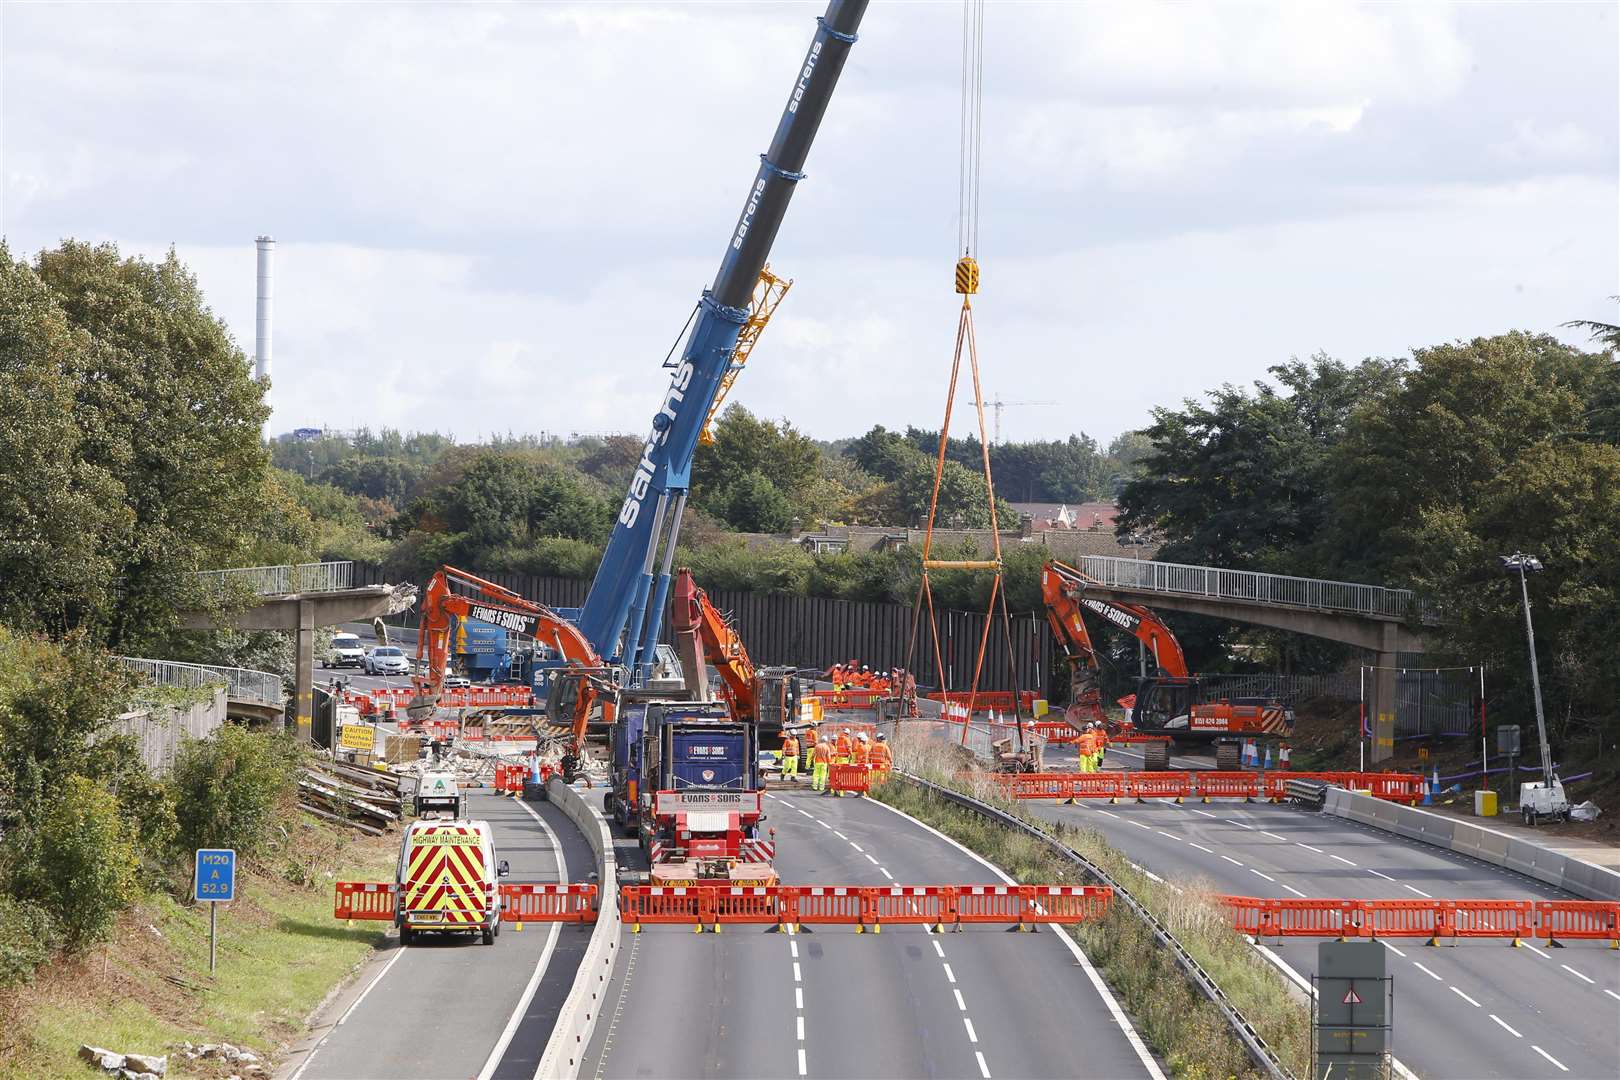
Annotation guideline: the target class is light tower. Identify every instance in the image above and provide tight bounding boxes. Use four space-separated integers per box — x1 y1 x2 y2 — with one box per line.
254 236 275 435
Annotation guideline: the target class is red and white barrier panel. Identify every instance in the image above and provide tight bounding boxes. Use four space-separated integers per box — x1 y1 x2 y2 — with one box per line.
500 883 598 928
617 883 1111 933
979 770 1425 804
1222 896 1620 946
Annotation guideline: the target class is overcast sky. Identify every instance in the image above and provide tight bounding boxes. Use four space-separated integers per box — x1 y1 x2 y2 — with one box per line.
3 1 1615 446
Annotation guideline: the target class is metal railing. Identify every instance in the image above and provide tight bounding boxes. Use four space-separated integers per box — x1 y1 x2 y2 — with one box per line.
1073 554 1416 619
119 656 286 709
192 560 354 597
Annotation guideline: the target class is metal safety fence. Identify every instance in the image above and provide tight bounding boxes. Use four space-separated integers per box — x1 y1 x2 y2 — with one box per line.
119 656 285 709
193 560 354 597
1071 554 1418 619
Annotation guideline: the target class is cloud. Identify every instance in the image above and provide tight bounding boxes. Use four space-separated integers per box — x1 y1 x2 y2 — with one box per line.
3 1 1614 449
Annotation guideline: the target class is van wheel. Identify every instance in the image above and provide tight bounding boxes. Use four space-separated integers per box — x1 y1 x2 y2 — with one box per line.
400 925 413 946
482 926 495 945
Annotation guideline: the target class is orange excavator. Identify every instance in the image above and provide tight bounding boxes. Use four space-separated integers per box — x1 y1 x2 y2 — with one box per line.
1042 560 1293 771
411 566 615 774
670 568 799 736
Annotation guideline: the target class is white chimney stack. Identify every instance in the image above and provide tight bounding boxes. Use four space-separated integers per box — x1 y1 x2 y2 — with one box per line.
254 235 274 426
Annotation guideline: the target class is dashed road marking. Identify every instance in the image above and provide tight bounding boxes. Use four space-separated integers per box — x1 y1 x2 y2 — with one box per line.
1559 964 1594 985
1231 821 1254 829
790 940 798 958
1605 989 1620 1003
963 1017 979 1044
1295 842 1324 853
1249 868 1276 883
818 820 831 830
1450 986 1481 1007
834 830 848 840
795 987 804 1009
1262 831 1288 841
880 867 894 880
798 1048 808 1077
1367 869 1395 881
975 1051 991 1079
954 988 967 1010
793 961 802 982
933 940 946 958
942 963 957 984
1329 854 1357 866
1384 943 1407 958
1222 855 1244 867
1532 1046 1568 1073
1190 808 1217 819
1189 843 1215 854
1281 884 1308 898
1401 884 1432 898
797 1016 805 1040
1096 808 1120 818
1489 1014 1522 1038
1132 821 1152 830
848 842 864 852
1412 962 1443 982
864 853 880 865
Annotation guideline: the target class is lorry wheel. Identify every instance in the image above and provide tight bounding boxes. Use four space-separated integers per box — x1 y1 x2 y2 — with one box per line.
1142 744 1170 772
1215 743 1240 772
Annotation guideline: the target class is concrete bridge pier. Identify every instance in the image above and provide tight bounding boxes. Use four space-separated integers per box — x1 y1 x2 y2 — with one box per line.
1368 621 1403 765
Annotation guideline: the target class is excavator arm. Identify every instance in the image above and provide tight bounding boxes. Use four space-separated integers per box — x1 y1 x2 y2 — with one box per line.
1043 560 1189 678
672 568 757 724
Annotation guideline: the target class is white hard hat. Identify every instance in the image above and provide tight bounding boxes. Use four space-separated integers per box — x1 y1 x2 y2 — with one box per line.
858 732 869 741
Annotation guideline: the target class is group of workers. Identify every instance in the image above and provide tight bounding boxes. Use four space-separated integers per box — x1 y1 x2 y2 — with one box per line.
1075 721 1109 772
778 724 892 794
827 661 897 696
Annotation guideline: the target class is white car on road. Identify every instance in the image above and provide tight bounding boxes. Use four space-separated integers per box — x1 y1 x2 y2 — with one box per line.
365 646 411 676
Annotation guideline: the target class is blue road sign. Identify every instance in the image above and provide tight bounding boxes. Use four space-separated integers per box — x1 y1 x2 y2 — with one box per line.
195 848 236 902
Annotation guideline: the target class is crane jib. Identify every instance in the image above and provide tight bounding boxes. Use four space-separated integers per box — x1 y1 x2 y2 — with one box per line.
576 0 868 663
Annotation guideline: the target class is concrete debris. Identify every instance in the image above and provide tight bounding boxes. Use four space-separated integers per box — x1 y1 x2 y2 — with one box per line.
1570 800 1602 822
123 1053 167 1075
117 1071 160 1080
79 1046 125 1072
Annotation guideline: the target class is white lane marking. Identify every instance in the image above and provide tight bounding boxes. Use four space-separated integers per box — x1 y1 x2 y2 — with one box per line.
864 853 880 865
1295 842 1324 853
479 798 568 1080
1249 868 1276 883
1383 943 1407 958
963 1017 979 1043
1231 820 1255 829
942 963 957 984
796 808 814 818
1532 1046 1569 1072
954 988 967 1010
818 820 831 829
1191 808 1217 818
933 940 946 958
1096 808 1120 819
880 867 894 880
1489 1014 1522 1037
834 831 848 840
1262 831 1288 841
1402 884 1433 898
1329 854 1357 866
1521 943 1552 960
797 1016 805 1041
798 1047 808 1077
335 945 406 1028
1157 830 1179 840
1605 989 1620 1003
1450 986 1482 1007
796 987 804 1009
1412 962 1443 981
975 1050 991 1079
1132 820 1152 830
1367 869 1395 881
793 961 802 982
864 793 1166 1080
849 842 864 852
1281 884 1308 898
1189 842 1215 854
1559 964 1595 985
790 940 799 958
1221 855 1244 867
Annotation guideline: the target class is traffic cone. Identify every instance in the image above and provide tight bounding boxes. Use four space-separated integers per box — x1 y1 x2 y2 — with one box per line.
1263 744 1273 771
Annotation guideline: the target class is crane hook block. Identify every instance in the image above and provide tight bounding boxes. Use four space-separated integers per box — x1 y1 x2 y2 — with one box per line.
955 257 980 295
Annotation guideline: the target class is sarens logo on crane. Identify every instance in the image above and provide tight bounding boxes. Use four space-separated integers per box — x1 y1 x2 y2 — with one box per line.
1080 597 1138 632
618 360 697 528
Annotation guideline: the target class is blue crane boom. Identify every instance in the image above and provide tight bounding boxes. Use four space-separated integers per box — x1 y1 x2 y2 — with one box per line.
575 0 868 673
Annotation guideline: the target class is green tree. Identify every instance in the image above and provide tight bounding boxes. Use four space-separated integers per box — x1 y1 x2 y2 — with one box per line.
722 471 796 533
5 775 139 945
171 725 302 859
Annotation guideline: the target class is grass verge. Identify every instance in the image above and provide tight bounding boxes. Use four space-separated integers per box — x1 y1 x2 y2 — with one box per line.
873 737 1310 1079
0 816 396 1079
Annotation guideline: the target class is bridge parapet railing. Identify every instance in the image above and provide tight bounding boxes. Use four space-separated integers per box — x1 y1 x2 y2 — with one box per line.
1073 555 1418 619
119 656 286 709
192 561 354 597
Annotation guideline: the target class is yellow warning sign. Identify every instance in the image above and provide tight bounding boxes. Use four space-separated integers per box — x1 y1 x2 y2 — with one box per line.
339 724 376 752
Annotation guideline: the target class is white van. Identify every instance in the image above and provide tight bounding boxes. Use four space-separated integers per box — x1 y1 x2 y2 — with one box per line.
394 818 509 945
324 633 365 669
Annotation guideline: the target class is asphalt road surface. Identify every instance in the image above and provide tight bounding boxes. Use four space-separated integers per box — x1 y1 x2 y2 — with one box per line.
1028 795 1620 1080
581 785 1165 1080
287 791 594 1080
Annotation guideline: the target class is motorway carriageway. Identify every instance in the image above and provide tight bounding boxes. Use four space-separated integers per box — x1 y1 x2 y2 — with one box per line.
579 786 1164 1080
285 791 593 1080
1030 759 1620 1080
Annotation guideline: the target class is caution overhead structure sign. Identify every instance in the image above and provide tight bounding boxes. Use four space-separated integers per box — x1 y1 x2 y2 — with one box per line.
339 724 376 752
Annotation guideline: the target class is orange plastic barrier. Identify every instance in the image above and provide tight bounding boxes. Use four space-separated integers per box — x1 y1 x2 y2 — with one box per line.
980 769 1423 804
1126 772 1191 801
1537 901 1620 945
1195 772 1262 800
493 762 528 794
334 881 397 922
810 689 887 711
500 883 597 927
1224 896 1617 944
828 764 872 795
617 884 1114 932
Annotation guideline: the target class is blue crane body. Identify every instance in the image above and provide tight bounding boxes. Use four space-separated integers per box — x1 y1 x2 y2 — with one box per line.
574 0 868 677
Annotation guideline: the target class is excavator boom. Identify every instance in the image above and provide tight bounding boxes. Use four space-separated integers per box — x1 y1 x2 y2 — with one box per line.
672 568 758 724
1043 560 1189 678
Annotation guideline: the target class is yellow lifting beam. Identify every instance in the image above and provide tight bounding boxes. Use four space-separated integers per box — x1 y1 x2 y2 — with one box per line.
700 266 793 444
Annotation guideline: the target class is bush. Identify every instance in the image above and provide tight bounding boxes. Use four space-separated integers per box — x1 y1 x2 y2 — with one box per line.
171 725 302 861
0 895 54 987
6 775 139 946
